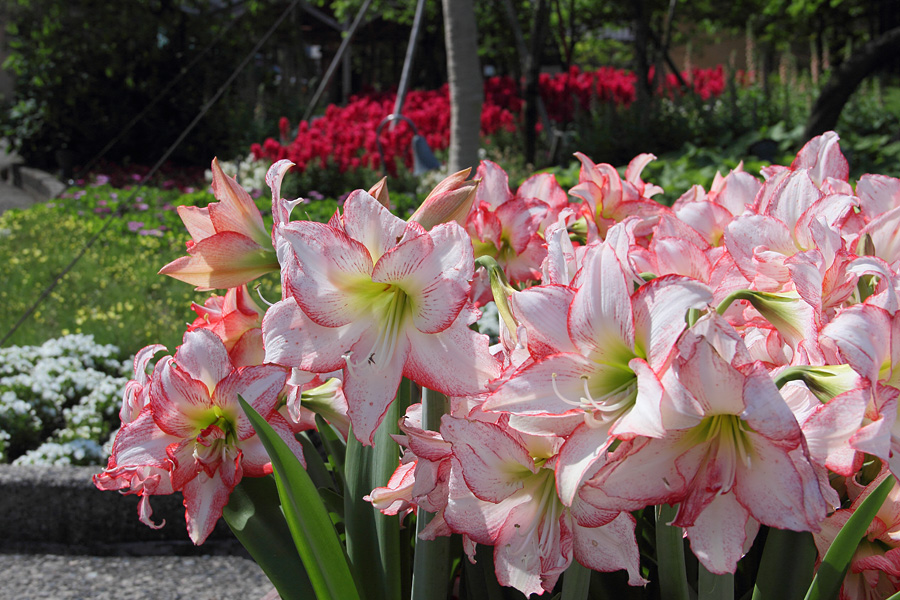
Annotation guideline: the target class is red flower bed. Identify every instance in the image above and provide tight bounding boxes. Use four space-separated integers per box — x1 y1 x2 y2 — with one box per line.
252 66 727 177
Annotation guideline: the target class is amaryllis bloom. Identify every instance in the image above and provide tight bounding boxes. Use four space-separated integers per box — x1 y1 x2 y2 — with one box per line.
159 158 279 290
569 152 666 240
263 161 500 444
440 415 645 596
188 284 265 366
94 329 298 544
582 313 830 574
485 236 712 504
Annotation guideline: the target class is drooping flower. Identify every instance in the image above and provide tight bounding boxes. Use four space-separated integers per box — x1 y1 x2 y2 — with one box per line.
159 158 279 290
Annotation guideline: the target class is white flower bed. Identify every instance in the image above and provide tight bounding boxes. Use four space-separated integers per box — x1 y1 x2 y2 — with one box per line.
0 335 130 466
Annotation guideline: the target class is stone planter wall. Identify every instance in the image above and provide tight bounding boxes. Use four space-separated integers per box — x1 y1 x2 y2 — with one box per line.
0 465 242 556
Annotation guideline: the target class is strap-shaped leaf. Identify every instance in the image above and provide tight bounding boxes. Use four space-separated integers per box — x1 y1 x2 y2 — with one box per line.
804 473 895 600
239 395 361 600
222 475 315 600
751 529 816 600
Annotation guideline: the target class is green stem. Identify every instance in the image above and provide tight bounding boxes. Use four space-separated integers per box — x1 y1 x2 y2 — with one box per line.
411 387 452 600
561 559 592 600
751 529 816 600
698 563 733 600
656 503 692 600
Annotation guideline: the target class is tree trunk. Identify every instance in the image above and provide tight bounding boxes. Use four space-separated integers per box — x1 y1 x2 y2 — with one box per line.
524 0 549 166
441 0 483 173
803 25 900 141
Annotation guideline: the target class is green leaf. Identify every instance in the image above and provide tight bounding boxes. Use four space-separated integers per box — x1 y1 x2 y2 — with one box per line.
698 564 733 600
561 560 592 600
412 387 452 600
804 473 896 600
222 475 315 600
751 529 816 600
238 395 361 600
655 503 692 600
344 428 382 600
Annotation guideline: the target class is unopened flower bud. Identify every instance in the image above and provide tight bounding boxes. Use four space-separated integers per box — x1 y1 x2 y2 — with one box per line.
409 169 479 230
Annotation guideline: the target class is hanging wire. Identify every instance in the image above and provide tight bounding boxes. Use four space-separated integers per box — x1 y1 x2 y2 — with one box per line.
0 0 301 347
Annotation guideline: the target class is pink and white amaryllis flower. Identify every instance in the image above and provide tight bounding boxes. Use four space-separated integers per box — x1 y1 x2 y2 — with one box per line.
582 313 830 574
569 152 666 241
188 284 265 367
94 328 298 544
263 164 500 444
159 158 278 290
440 414 646 596
485 235 712 504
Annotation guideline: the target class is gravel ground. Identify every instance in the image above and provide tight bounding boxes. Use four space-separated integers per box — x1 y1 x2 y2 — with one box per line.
0 554 276 600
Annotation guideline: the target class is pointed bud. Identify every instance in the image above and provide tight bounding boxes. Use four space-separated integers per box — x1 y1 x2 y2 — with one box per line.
409 169 479 230
368 177 390 209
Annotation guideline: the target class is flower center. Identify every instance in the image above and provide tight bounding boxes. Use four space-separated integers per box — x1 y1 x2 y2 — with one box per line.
687 414 755 495
343 285 410 375
550 370 638 426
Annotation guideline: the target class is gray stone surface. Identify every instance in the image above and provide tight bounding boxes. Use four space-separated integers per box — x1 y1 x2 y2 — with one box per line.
0 466 280 599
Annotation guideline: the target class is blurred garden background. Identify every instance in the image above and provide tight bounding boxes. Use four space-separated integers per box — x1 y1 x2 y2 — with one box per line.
1 0 899 465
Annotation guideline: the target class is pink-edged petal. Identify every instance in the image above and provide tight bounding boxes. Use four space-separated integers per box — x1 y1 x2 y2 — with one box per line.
342 326 411 445
683 492 751 574
791 131 849 186
404 314 499 397
517 172 568 212
724 214 795 282
177 205 214 241
213 364 288 440
652 237 712 280
158 232 278 291
441 416 537 503
267 159 296 228
568 243 635 361
182 469 234 544
175 329 233 393
279 220 375 327
555 421 614 505
108 409 180 468
632 275 712 369
510 284 578 357
372 223 472 334
492 493 564 596
802 386 869 475
341 189 408 261
485 352 594 415
240 413 306 474
822 304 891 385
495 198 547 255
573 511 647 586
262 297 366 373
857 174 900 219
150 357 214 438
209 158 269 247
733 431 818 531
613 358 666 438
229 328 265 367
443 457 525 544
475 160 514 209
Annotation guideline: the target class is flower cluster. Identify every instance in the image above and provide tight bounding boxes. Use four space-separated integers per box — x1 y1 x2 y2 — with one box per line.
0 335 129 465
251 67 727 178
97 132 900 597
